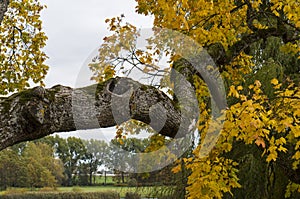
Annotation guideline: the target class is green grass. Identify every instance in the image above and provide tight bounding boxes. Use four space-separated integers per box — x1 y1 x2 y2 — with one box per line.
93 175 114 184
0 186 172 198
58 186 169 197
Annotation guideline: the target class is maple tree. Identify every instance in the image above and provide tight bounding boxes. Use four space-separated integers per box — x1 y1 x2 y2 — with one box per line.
1 0 300 198
0 0 47 95
89 0 300 198
135 1 300 198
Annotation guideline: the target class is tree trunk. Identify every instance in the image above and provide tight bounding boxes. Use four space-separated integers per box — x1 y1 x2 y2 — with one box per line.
121 171 125 184
89 164 93 186
0 0 9 25
104 171 107 186
0 77 197 151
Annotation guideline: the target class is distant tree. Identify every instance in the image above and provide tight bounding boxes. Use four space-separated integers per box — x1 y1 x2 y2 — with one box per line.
108 138 150 184
0 142 62 189
81 139 109 185
22 142 60 188
0 148 22 190
107 139 130 184
47 136 87 186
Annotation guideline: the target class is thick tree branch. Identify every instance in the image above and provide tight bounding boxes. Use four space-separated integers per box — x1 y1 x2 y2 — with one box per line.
0 77 198 150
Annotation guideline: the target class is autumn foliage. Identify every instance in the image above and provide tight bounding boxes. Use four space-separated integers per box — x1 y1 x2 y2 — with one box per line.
89 0 300 198
1 0 300 198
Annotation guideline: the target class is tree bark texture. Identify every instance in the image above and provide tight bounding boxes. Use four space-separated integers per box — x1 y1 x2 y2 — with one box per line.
0 77 198 150
0 0 9 25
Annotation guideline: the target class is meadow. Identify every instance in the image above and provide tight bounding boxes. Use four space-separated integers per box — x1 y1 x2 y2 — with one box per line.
0 185 172 198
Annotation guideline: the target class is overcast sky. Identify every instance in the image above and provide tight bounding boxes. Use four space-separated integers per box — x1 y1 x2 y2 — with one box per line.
40 0 154 141
40 0 153 87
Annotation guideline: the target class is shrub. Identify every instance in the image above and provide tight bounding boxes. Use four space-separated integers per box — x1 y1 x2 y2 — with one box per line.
125 192 141 199
158 196 174 199
114 183 128 187
127 178 138 187
0 192 119 199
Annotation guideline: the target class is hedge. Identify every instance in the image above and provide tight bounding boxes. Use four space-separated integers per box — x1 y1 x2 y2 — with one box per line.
124 192 141 199
0 192 119 199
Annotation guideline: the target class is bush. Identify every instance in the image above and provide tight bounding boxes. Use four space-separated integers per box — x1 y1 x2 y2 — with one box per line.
114 183 128 187
158 196 174 199
0 192 120 199
127 178 138 187
125 192 141 199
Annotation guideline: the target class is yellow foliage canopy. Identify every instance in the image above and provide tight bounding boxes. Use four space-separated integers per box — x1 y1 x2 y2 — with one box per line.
91 0 300 198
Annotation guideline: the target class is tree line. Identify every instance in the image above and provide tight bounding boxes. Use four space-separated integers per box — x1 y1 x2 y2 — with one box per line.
0 135 184 190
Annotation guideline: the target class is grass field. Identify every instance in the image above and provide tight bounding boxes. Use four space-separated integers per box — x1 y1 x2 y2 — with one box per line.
93 175 114 184
0 186 172 198
60 186 170 197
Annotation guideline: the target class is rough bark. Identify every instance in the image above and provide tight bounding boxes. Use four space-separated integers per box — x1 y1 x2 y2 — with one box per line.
0 77 198 151
0 0 9 25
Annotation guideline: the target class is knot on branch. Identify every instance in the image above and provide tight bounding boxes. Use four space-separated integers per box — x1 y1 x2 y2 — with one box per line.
26 101 45 125
106 77 142 125
106 77 140 96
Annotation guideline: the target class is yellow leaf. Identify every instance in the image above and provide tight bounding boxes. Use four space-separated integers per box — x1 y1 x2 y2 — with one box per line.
255 137 266 148
266 153 277 162
278 146 287 153
293 151 300 160
271 78 279 85
237 85 243 90
229 85 239 98
171 164 181 173
275 137 286 145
